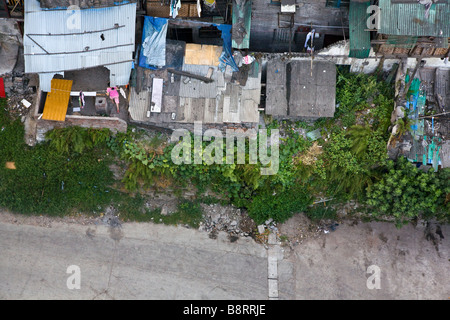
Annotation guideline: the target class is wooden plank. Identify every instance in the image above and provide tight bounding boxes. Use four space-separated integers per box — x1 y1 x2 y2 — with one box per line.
167 68 214 83
151 78 163 113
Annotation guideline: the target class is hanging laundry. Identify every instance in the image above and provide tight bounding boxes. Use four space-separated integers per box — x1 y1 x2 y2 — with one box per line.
170 0 182 18
242 55 255 65
79 91 85 109
417 0 433 19
197 0 202 17
304 29 316 53
204 0 216 8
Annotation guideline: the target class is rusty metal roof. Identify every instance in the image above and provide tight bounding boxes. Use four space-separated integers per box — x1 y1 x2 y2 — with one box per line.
42 79 73 121
232 0 252 49
379 0 450 37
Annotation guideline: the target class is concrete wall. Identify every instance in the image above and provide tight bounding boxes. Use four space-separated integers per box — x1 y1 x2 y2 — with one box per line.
313 40 450 74
36 115 127 143
131 120 258 135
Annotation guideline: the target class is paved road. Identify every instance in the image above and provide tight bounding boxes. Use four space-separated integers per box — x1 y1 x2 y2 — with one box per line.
2 213 448 300
278 221 450 300
0 220 268 300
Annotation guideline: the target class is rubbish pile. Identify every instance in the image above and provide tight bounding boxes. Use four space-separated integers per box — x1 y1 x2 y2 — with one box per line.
199 203 256 238
2 72 36 117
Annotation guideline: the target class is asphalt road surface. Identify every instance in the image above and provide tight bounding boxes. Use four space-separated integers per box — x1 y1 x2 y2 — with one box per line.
0 219 268 300
1 212 449 300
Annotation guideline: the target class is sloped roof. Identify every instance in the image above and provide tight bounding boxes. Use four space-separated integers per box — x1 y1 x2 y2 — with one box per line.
42 79 73 121
349 1 371 59
37 0 136 9
24 0 136 92
378 0 450 37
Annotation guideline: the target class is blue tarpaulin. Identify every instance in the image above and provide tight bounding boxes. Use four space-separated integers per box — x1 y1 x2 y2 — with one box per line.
139 16 169 69
216 24 239 72
139 16 238 72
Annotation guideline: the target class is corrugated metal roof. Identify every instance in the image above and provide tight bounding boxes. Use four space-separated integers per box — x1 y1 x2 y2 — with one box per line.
131 59 262 125
24 0 136 91
232 0 252 49
379 0 450 37
42 79 73 121
349 1 371 59
179 64 225 99
38 0 136 9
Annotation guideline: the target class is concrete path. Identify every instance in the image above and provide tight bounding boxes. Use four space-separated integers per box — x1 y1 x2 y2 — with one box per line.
0 219 268 300
278 221 450 300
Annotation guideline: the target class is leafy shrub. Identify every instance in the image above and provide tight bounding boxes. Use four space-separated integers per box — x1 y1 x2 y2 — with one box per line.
248 184 313 224
366 157 450 223
45 126 111 154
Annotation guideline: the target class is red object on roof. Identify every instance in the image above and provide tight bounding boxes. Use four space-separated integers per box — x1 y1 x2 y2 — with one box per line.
0 77 5 98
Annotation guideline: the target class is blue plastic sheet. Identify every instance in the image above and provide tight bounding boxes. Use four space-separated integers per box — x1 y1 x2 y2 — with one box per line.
139 17 238 72
215 24 239 72
139 17 169 69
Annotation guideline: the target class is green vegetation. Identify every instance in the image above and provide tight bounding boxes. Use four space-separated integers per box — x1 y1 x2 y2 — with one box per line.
0 107 114 215
366 157 450 222
145 200 204 228
0 67 448 227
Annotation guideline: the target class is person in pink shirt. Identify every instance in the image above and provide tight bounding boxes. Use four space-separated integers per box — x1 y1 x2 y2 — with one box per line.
106 86 120 113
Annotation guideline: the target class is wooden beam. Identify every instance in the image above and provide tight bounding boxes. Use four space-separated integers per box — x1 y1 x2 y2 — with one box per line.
167 68 214 83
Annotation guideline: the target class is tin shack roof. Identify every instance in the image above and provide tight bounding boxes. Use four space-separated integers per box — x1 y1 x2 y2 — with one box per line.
348 1 371 59
37 0 136 9
129 57 262 125
24 0 136 92
378 0 450 37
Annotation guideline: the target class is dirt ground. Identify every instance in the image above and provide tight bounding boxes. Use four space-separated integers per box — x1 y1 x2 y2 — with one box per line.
277 216 450 300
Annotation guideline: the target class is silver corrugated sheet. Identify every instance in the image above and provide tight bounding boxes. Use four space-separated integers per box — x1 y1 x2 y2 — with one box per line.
24 0 136 91
179 64 224 99
379 0 450 37
38 72 64 92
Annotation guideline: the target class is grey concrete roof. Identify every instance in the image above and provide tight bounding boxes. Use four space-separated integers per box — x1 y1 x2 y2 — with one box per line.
265 59 336 118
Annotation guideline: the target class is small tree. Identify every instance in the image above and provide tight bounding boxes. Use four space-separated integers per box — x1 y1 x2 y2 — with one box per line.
366 157 449 224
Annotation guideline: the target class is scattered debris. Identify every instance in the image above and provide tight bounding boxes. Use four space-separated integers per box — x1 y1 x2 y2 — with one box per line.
199 203 255 239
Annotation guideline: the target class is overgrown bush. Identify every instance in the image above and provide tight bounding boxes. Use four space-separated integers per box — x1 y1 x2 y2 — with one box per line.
248 184 313 224
0 104 115 215
366 157 450 223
